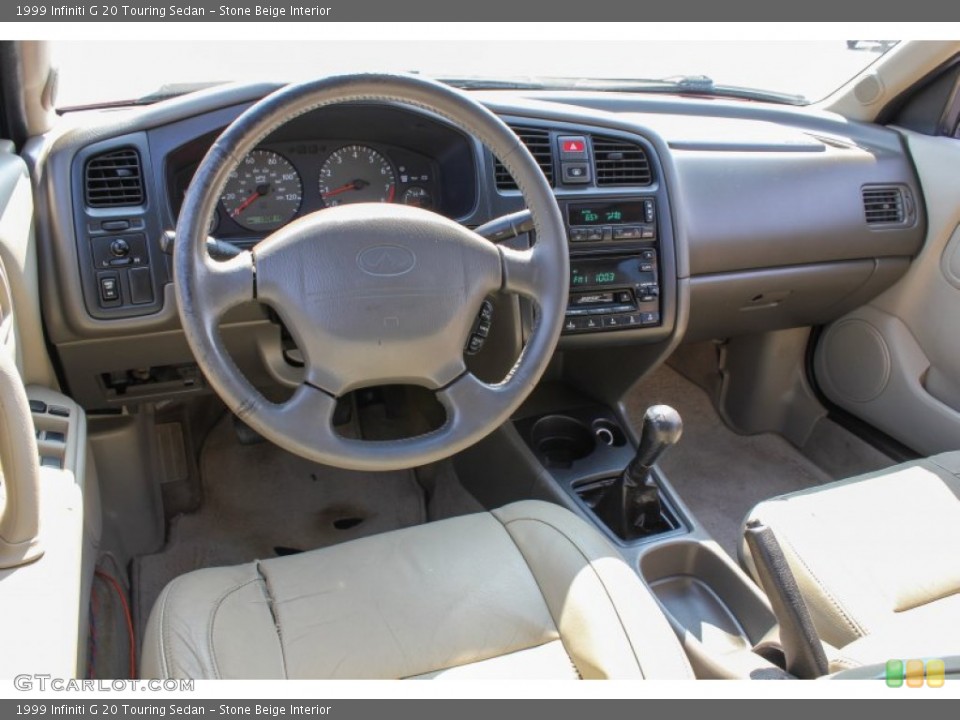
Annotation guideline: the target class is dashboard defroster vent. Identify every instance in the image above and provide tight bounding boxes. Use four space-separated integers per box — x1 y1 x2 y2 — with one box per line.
495 127 554 190
85 148 145 208
592 136 652 186
862 185 909 226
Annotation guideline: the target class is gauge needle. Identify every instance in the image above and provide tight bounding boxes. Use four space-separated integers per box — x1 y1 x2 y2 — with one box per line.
322 179 369 199
231 183 270 217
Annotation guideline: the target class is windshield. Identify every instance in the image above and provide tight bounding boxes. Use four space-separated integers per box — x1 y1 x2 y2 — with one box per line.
51 39 897 109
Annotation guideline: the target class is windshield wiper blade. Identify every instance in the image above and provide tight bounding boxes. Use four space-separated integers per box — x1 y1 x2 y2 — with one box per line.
436 76 551 91
569 75 807 105
440 73 805 105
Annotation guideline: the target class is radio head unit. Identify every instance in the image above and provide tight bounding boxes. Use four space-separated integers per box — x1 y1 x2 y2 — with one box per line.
564 253 660 334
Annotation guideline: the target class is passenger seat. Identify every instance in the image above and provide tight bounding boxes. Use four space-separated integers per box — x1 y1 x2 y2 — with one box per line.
741 452 960 672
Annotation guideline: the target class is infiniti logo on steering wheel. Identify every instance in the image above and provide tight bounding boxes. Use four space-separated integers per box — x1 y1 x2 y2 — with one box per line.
356 245 417 277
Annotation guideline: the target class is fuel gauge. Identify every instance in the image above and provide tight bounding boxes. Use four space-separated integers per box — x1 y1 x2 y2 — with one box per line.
401 186 433 210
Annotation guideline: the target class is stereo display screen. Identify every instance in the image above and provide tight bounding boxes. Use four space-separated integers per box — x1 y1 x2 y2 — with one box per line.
572 267 621 286
568 201 645 227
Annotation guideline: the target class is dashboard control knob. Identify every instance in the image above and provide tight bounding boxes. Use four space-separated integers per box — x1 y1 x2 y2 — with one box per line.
110 238 130 257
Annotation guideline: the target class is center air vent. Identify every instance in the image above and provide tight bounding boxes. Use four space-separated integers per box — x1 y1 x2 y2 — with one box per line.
592 136 652 186
495 127 554 190
862 185 909 226
85 148 145 208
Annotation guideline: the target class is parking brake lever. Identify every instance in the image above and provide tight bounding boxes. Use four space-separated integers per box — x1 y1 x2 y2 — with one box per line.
744 520 830 679
159 229 244 261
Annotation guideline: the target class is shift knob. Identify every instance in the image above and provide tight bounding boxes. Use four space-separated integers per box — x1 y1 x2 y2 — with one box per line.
593 404 682 540
629 404 683 477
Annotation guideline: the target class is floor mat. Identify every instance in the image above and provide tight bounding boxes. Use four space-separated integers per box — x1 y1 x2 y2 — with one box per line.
134 417 428 640
624 365 831 559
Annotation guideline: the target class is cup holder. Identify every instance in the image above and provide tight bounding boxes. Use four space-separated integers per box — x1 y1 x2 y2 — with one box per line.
529 415 595 469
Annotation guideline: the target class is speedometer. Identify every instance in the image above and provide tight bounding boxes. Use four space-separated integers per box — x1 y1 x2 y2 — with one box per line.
221 150 303 232
319 145 397 206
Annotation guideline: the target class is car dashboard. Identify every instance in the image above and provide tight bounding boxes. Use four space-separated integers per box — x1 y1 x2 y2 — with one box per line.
26 82 926 410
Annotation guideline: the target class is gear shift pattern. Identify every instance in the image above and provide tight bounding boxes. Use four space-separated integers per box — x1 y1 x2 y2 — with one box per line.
595 404 683 540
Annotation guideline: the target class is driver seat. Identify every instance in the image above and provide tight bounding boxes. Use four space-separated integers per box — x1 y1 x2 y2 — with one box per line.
141 500 693 679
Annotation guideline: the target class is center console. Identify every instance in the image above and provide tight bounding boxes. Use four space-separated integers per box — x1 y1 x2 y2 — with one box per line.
484 391 785 680
560 198 663 334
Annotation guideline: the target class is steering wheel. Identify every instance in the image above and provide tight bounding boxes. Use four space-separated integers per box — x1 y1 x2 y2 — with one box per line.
175 74 568 471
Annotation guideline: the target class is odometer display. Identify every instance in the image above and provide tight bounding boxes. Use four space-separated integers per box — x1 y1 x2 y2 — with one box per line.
221 150 303 231
319 145 397 206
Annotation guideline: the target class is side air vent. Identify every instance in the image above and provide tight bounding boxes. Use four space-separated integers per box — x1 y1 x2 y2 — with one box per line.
85 148 145 207
862 185 909 226
495 127 554 190
592 136 652 186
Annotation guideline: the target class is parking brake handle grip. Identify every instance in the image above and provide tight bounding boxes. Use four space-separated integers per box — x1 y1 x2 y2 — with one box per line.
744 519 830 679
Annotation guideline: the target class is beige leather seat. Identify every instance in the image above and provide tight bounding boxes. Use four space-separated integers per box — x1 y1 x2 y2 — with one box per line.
742 451 960 672
141 500 693 679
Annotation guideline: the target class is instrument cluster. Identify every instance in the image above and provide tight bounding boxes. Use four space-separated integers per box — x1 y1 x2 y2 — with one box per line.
180 140 441 239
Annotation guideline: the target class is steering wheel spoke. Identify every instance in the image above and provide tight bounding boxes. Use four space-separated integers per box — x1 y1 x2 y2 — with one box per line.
437 371 515 430
265 382 339 444
499 245 545 300
195 250 256 323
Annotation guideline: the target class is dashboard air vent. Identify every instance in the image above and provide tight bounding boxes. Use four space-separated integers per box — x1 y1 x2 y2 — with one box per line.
495 127 554 190
85 148 145 207
862 186 907 225
592 136 652 186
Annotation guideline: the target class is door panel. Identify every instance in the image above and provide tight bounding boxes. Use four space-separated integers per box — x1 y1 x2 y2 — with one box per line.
814 130 960 455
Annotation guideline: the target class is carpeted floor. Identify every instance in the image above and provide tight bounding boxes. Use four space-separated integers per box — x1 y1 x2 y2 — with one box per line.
134 416 480 641
624 364 833 559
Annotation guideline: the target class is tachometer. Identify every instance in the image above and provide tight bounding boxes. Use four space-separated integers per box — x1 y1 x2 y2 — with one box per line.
319 145 397 206
221 150 303 232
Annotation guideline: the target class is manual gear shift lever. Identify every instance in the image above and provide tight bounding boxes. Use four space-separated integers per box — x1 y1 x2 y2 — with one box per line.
595 404 683 540
629 404 683 481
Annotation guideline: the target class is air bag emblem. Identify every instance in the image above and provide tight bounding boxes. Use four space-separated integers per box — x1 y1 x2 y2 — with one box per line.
357 245 417 276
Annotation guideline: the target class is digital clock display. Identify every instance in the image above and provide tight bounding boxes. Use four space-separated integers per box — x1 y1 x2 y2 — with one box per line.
568 201 645 227
572 268 620 286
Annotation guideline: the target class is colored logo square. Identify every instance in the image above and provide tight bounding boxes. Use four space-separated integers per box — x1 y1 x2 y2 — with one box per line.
886 659 904 688
906 659 925 688
927 659 945 688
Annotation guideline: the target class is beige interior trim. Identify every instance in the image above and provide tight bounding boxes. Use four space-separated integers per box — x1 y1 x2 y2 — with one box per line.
0 146 57 388
9 42 58 137
0 387 97 677
0 465 85 676
743 453 960 656
815 130 960 455
0 300 42 568
142 500 693 680
819 41 960 122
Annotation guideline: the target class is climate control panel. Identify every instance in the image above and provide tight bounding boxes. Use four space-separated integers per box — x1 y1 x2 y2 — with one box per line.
566 198 657 247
